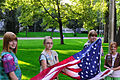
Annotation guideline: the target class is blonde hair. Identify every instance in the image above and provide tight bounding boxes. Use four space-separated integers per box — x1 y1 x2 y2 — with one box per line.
3 32 18 53
43 36 53 44
88 30 97 40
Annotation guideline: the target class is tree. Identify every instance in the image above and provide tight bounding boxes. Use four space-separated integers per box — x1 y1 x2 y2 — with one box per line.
66 19 83 36
104 0 109 43
68 0 107 31
3 9 19 34
108 0 115 45
2 0 65 44
116 1 120 45
1 0 108 42
39 0 65 44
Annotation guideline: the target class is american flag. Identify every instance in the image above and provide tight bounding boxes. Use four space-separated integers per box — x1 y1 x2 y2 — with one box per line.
30 38 113 80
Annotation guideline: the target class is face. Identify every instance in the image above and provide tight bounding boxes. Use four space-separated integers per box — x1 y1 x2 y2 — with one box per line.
44 39 53 50
89 35 97 43
9 40 17 49
110 44 117 53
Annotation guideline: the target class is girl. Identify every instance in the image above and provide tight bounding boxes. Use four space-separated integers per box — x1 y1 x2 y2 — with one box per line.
84 30 104 56
39 36 59 80
0 32 21 80
84 30 98 48
104 42 120 80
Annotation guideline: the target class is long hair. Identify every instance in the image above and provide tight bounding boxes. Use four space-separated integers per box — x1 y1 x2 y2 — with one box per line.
3 32 18 54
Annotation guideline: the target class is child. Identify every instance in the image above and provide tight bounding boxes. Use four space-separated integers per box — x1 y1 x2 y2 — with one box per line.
84 30 104 56
0 32 21 80
104 42 120 80
39 36 59 80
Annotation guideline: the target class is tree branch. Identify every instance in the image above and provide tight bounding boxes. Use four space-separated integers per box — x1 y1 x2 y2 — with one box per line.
39 0 58 22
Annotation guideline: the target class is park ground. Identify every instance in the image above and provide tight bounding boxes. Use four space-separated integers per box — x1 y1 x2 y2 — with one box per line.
0 32 116 80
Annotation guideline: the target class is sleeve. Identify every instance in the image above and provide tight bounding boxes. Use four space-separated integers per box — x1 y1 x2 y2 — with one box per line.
54 51 58 57
2 54 16 73
40 54 46 61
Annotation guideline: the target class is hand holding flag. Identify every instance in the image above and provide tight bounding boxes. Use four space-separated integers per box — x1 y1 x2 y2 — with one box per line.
30 38 113 80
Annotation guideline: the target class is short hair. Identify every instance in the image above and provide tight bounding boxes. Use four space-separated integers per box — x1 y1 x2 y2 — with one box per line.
3 32 18 53
110 42 118 49
43 36 53 44
88 30 97 40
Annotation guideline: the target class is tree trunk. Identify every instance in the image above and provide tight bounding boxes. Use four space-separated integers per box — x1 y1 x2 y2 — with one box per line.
26 26 28 37
57 0 64 44
114 6 117 41
73 28 77 37
116 27 120 46
108 0 115 52
104 10 109 43
104 0 109 43
59 20 64 44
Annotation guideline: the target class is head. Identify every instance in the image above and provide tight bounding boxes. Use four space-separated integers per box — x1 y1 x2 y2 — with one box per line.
88 30 97 43
3 32 18 53
43 36 53 50
110 42 118 53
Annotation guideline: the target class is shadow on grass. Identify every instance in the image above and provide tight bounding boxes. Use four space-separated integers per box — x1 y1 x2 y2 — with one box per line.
17 48 81 80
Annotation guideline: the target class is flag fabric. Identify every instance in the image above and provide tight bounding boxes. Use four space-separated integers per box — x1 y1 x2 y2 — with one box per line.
89 69 113 80
30 38 112 80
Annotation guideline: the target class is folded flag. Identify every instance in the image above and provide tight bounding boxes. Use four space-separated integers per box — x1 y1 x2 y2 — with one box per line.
30 38 112 80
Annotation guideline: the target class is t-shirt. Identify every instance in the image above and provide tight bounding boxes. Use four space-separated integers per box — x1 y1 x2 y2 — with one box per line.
2 54 16 73
0 51 21 80
39 50 58 72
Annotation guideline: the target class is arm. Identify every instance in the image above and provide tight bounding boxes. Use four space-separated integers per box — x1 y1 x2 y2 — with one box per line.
104 65 110 69
57 56 59 63
41 60 48 70
111 66 120 71
9 71 18 80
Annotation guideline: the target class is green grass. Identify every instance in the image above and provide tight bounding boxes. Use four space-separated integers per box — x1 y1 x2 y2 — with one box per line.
0 32 104 37
16 32 88 37
0 39 118 80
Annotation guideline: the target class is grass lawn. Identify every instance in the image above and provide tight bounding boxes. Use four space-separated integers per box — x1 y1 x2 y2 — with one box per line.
0 39 119 80
16 32 88 37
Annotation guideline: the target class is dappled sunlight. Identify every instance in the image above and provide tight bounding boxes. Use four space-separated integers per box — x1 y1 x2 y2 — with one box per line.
102 46 109 48
18 60 34 66
56 50 80 54
18 49 43 51
72 40 86 44
22 75 30 80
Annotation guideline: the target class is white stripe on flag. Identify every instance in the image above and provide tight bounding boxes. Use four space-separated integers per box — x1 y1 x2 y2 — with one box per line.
43 60 80 79
64 68 80 77
67 64 80 69
43 71 59 80
89 69 113 80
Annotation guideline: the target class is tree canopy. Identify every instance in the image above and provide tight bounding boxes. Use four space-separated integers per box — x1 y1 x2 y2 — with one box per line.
0 0 108 29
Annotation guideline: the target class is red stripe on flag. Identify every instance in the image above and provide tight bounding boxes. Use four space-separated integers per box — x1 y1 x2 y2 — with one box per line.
30 56 81 80
100 69 111 77
66 67 82 72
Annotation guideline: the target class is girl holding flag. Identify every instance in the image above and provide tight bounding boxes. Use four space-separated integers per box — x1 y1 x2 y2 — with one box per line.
104 42 120 80
39 36 59 80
